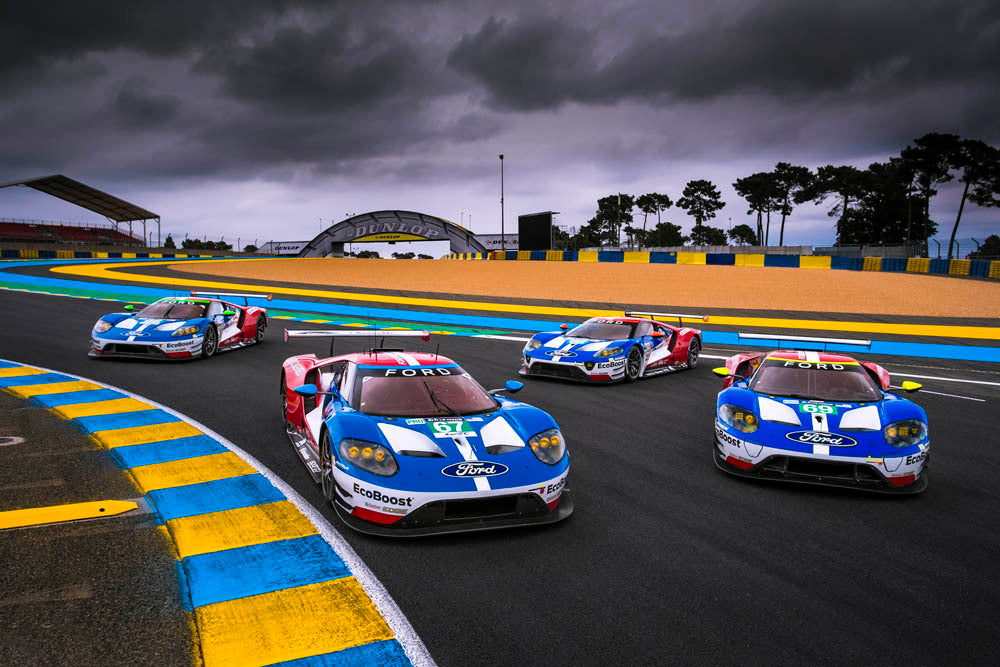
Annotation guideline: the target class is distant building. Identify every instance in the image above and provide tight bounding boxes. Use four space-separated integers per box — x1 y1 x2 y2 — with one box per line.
257 240 309 255
475 234 520 251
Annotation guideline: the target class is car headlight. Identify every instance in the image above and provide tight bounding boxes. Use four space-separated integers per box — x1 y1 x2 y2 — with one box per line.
525 338 542 351
528 428 566 465
596 346 624 358
93 320 113 333
340 438 398 476
884 419 928 448
718 403 758 433
172 325 200 337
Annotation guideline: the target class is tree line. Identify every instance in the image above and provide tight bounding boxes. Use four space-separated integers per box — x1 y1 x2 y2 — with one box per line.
563 133 1000 259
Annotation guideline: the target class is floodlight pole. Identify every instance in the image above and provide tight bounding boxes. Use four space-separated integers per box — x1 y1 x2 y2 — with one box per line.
499 154 505 251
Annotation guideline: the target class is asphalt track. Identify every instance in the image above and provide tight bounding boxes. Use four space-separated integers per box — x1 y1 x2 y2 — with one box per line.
2 285 999 666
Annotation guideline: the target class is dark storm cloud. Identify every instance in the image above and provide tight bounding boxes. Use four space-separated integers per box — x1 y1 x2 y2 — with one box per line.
448 1 1000 114
110 78 181 127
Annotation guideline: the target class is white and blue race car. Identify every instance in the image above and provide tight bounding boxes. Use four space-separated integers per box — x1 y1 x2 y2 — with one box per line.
713 347 929 493
280 329 573 536
90 291 271 360
520 311 705 382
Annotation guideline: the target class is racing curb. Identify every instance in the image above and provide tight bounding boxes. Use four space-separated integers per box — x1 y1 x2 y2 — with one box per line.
0 359 435 667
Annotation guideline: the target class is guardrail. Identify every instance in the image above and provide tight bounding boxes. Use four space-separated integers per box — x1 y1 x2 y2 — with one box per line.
445 250 1000 279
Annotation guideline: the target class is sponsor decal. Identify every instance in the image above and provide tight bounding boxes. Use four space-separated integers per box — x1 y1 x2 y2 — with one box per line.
785 431 858 447
405 418 426 425
165 341 192 349
782 361 847 370
306 460 320 473
429 420 477 438
546 349 577 357
383 367 452 377
798 403 838 415
128 331 150 338
782 399 800 404
906 452 927 465
715 424 745 449
534 478 566 495
353 482 413 506
441 461 508 477
349 222 441 240
596 360 624 369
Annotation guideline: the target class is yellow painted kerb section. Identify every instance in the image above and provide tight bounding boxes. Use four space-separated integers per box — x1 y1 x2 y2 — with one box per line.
128 451 256 492
196 577 393 667
167 500 317 559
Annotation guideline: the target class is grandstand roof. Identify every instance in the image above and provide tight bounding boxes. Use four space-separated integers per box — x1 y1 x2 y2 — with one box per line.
0 174 158 222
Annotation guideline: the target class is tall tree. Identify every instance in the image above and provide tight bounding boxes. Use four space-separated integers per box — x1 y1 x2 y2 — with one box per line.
733 173 772 245
900 133 961 242
677 179 725 244
589 193 636 246
772 162 815 245
634 192 673 249
728 224 758 246
805 165 868 243
689 224 728 246
947 139 1000 259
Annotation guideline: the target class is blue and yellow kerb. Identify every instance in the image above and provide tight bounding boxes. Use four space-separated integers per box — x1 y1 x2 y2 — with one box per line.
0 360 424 667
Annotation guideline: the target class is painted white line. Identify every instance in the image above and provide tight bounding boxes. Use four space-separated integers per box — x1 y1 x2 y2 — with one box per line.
890 386 986 402
473 334 530 342
0 358 436 667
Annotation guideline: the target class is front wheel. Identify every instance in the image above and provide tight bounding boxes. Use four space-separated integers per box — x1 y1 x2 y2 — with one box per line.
201 325 217 358
687 338 701 369
625 346 643 382
320 430 335 504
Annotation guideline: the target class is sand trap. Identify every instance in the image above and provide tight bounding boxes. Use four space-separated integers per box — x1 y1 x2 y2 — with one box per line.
170 258 1000 319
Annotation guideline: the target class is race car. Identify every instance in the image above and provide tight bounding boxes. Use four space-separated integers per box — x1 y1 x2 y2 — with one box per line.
90 291 271 360
280 329 572 536
519 311 706 382
712 341 929 493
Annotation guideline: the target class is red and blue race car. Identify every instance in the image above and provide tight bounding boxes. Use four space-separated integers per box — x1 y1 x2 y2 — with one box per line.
520 311 705 382
280 329 573 536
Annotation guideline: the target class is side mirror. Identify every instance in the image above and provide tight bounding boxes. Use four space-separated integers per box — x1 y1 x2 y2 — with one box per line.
222 310 236 317
712 367 730 378
559 324 568 330
490 380 525 395
294 384 318 397
651 331 665 338
124 304 134 311
900 381 922 393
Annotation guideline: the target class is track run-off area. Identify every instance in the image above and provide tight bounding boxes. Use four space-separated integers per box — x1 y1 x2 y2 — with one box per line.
2 257 999 666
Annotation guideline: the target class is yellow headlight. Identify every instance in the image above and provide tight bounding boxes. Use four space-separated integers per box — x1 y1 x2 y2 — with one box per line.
362 447 373 459
348 446 359 458
539 437 550 448
374 450 385 462
745 414 756 425
885 426 898 439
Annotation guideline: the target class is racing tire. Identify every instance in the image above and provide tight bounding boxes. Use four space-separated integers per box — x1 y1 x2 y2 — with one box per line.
687 338 701 369
280 375 288 425
625 346 643 382
201 325 218 359
255 316 266 344
319 430 335 504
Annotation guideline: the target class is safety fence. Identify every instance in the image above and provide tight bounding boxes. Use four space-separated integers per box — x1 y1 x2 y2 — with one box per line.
446 250 1000 279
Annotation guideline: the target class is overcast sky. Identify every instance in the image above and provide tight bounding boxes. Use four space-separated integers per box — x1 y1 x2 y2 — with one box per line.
1 0 998 253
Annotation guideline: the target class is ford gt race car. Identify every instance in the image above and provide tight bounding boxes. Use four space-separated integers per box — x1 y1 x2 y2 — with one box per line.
280 329 572 536
90 291 271 360
712 344 928 493
520 311 705 382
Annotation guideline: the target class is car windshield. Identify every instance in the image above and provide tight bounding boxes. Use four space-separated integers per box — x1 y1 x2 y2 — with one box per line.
567 319 636 340
749 359 883 402
352 365 497 417
136 299 207 319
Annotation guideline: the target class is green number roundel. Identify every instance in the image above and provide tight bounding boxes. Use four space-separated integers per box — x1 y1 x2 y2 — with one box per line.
431 420 472 434
799 403 837 415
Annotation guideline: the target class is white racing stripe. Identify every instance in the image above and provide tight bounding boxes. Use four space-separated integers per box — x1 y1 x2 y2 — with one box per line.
452 436 490 491
398 352 420 366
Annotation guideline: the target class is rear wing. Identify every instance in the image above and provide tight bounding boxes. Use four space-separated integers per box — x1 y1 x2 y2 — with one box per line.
737 332 872 350
190 291 273 306
284 329 431 342
625 311 709 325
285 328 431 355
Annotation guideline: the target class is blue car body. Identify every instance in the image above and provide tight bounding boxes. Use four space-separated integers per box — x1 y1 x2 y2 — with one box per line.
714 350 929 493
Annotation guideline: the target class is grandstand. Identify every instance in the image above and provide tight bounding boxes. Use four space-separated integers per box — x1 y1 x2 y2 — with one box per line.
0 218 142 246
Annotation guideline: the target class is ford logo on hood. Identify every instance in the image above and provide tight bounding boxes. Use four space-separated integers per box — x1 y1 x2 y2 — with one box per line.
546 349 576 357
785 431 858 447
441 461 509 477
